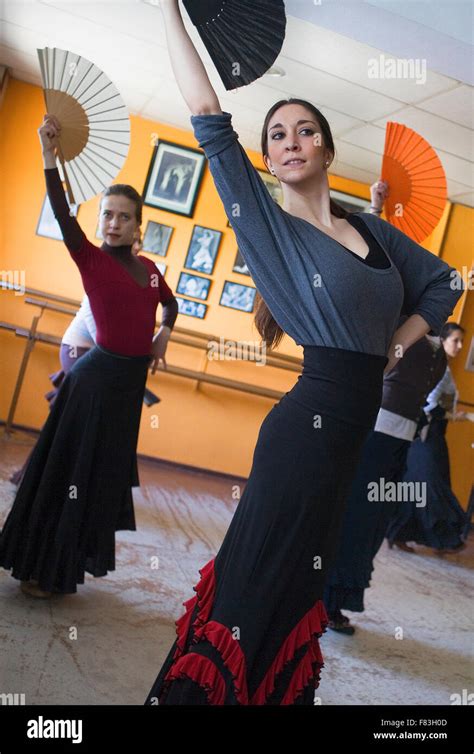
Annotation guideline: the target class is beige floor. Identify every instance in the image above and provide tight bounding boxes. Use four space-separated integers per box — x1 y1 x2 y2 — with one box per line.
0 431 472 706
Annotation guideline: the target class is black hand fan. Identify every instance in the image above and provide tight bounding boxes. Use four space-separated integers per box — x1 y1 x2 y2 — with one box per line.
183 0 287 90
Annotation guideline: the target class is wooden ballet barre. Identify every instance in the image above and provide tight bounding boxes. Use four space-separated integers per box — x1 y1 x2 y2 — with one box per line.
24 298 77 317
0 323 61 346
0 281 79 307
2 281 303 369
145 364 284 400
1 321 284 431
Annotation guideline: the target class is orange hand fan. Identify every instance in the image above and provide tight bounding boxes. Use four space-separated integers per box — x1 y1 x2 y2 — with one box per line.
381 122 447 243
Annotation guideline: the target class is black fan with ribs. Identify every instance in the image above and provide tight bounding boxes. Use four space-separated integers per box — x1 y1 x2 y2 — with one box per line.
183 0 287 90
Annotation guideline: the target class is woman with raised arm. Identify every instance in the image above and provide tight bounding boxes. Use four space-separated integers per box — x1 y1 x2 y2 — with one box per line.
145 0 463 705
0 114 178 598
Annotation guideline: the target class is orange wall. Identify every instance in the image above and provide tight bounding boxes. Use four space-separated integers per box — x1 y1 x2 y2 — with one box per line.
441 204 474 508
0 78 472 504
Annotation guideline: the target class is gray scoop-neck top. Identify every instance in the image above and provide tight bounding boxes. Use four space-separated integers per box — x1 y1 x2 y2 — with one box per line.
191 112 463 357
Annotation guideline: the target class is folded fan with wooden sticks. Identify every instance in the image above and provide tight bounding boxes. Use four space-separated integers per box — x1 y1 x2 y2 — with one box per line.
37 47 130 204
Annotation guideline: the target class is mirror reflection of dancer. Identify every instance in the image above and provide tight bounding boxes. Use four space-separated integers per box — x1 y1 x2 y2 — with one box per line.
387 323 470 554
145 0 463 706
0 114 178 598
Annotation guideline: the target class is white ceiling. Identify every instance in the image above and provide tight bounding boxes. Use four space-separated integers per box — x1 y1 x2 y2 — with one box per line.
1 0 473 206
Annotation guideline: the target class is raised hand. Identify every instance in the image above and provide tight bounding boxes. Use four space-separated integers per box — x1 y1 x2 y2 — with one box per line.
370 180 389 212
38 114 61 154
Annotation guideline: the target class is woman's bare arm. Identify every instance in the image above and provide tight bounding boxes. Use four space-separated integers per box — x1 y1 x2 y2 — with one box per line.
161 0 222 115
384 314 431 374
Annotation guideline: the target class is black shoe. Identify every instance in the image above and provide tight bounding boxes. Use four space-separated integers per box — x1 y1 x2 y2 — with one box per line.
327 611 355 635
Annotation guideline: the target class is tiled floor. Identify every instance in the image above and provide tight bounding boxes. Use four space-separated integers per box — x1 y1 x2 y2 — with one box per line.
0 431 472 705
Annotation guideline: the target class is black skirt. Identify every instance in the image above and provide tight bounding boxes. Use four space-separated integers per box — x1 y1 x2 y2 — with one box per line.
386 418 467 549
0 345 149 593
324 431 410 614
145 345 387 706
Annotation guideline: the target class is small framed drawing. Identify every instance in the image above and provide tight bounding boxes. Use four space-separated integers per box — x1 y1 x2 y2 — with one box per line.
329 189 370 214
219 281 256 313
176 296 207 319
184 225 222 275
36 195 79 241
143 139 206 217
177 272 211 301
257 169 283 206
232 249 250 276
142 221 173 256
155 262 166 277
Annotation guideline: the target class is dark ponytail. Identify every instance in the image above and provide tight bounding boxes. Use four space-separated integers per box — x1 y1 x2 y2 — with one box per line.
255 98 347 350
440 322 465 340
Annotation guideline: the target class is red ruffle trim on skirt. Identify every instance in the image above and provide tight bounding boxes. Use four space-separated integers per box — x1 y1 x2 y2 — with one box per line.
163 558 328 705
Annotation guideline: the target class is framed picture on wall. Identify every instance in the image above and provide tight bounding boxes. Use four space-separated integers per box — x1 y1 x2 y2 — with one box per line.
257 169 283 206
177 272 211 301
143 140 206 217
155 262 166 277
142 221 173 256
176 296 207 319
219 281 256 313
36 195 79 241
232 249 250 276
329 189 370 214
184 225 222 275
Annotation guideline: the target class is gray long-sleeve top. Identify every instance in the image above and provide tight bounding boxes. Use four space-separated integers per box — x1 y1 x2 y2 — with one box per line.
191 112 464 357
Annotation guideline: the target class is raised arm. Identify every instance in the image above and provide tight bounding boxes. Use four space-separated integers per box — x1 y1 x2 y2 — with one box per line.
161 0 222 115
38 114 85 253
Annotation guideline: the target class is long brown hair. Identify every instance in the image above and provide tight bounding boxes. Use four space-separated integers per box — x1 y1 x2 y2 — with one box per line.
254 98 348 350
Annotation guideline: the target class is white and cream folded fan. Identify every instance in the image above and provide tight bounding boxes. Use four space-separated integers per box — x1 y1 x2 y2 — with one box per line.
37 47 130 204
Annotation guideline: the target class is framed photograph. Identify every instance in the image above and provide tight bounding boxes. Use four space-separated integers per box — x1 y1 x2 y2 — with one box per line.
154 262 166 277
176 296 207 319
184 225 222 275
142 221 173 256
177 272 211 301
257 169 283 206
232 249 250 276
330 189 370 214
143 139 206 217
36 195 79 241
219 281 256 313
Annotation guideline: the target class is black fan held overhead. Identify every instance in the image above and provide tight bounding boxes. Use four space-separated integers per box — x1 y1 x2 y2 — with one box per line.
183 0 287 90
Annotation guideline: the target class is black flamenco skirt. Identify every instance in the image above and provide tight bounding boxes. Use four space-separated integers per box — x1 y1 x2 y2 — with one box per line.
0 345 149 593
145 345 387 706
386 419 467 550
324 431 410 614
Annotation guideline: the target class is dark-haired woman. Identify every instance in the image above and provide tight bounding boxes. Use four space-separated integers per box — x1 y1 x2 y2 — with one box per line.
0 114 178 597
387 323 470 554
144 0 463 705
